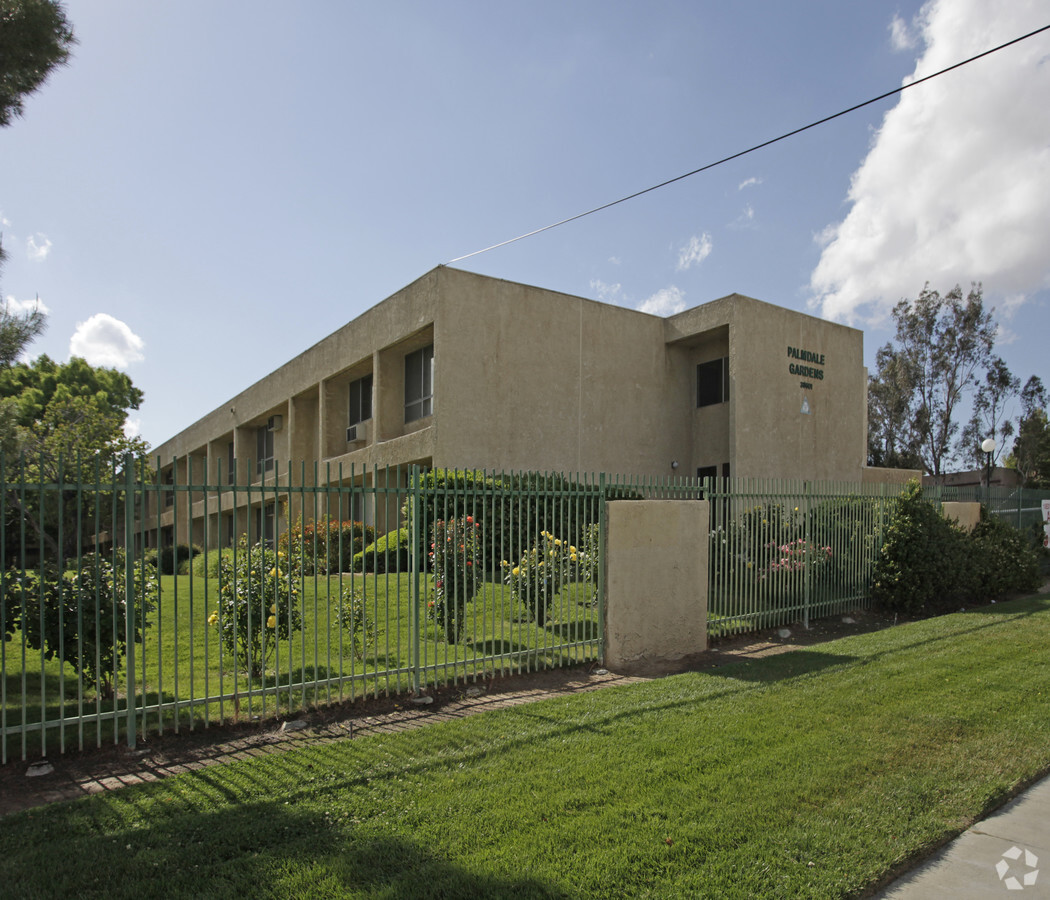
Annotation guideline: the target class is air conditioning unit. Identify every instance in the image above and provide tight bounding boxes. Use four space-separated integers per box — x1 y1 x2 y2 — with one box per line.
268 415 283 432
346 421 369 443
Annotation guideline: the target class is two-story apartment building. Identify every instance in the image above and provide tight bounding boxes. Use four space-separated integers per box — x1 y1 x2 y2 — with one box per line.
151 266 872 548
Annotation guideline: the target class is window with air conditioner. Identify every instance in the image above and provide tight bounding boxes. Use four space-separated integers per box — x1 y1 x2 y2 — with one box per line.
347 373 373 442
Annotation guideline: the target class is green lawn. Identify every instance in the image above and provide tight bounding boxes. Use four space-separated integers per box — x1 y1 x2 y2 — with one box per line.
2 593 1048 898
2 572 600 759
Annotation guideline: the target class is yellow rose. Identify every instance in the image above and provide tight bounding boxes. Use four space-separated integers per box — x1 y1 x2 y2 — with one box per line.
512 567 520 576
267 615 277 628
269 567 277 578
207 612 218 626
270 604 277 614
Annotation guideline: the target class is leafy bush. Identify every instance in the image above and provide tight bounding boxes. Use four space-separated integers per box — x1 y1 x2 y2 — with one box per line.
2 551 157 696
429 516 482 641
871 482 966 615
502 530 576 626
279 517 375 575
338 589 375 661
353 527 410 574
965 514 1043 600
211 538 302 678
191 548 233 579
157 543 200 576
403 469 608 574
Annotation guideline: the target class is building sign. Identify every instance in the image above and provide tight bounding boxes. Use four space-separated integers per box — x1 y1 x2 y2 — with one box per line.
788 346 825 391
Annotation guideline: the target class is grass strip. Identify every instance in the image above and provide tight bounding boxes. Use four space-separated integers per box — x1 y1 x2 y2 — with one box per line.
2 595 1049 899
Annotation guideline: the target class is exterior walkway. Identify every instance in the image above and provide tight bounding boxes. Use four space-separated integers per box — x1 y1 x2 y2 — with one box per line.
876 773 1050 898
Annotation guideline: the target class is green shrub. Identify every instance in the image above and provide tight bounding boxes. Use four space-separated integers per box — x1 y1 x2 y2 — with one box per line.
191 548 233 579
2 551 157 697
872 483 1043 615
502 530 575 627
429 516 482 641
353 527 410 573
403 469 608 574
157 543 200 575
279 517 375 575
210 538 302 678
965 514 1043 599
871 482 966 616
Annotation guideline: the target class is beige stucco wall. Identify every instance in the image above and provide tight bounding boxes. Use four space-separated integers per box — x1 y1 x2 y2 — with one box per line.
150 268 870 546
604 500 709 672
862 466 923 485
668 294 867 482
941 501 981 532
433 270 690 476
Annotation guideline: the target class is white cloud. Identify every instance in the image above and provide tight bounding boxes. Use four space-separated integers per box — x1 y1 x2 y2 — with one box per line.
889 14 917 51
676 233 713 271
3 294 50 315
637 285 686 316
732 203 756 229
811 0 1050 324
590 279 623 303
69 313 145 368
738 176 763 190
26 233 52 262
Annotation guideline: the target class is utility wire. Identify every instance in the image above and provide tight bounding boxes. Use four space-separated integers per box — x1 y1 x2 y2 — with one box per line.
449 23 1050 264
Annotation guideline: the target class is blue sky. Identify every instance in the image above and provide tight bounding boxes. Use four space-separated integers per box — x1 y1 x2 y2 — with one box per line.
2 0 1048 458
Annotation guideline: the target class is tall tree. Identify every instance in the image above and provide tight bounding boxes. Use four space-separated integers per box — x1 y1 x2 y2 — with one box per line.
867 342 922 469
1008 376 1050 488
958 356 1020 468
868 283 996 478
0 0 75 127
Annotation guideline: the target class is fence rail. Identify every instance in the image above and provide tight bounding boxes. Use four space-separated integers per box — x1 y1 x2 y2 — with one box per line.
4 456 1044 762
2 458 631 763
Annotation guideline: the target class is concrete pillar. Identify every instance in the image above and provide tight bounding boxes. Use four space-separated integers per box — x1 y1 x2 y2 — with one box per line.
604 499 709 673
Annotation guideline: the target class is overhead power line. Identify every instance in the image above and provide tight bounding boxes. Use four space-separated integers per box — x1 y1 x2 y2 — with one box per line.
449 23 1050 264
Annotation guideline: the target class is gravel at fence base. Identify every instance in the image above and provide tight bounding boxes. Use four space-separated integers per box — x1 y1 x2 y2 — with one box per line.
0 605 902 818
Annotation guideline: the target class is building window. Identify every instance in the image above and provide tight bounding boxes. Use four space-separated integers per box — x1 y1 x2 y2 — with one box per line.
256 418 276 474
226 441 235 484
256 502 275 548
162 468 174 508
697 357 729 408
405 344 434 423
348 373 373 428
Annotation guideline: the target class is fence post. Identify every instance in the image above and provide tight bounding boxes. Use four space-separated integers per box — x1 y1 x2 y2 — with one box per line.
409 465 422 696
598 472 607 664
124 454 137 750
803 480 811 630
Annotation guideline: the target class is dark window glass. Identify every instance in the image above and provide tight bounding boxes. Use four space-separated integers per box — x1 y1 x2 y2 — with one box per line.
697 357 729 407
349 373 373 426
257 421 275 474
405 345 434 422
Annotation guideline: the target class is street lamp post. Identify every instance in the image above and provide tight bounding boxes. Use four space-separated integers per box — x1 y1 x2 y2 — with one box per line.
981 437 997 510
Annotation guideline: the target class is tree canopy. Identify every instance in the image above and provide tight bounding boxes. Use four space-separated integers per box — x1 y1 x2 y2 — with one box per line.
867 283 998 477
0 0 75 127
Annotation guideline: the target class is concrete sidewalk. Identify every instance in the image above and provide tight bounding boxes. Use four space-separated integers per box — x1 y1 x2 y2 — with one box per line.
876 774 1050 898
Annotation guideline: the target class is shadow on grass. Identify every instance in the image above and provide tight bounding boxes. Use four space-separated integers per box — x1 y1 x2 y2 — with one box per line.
715 649 860 683
4 792 569 899
549 620 598 642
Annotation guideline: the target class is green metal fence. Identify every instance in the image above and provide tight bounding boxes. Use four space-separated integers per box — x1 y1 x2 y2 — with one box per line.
703 478 908 636
4 456 1042 761
0 458 617 763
